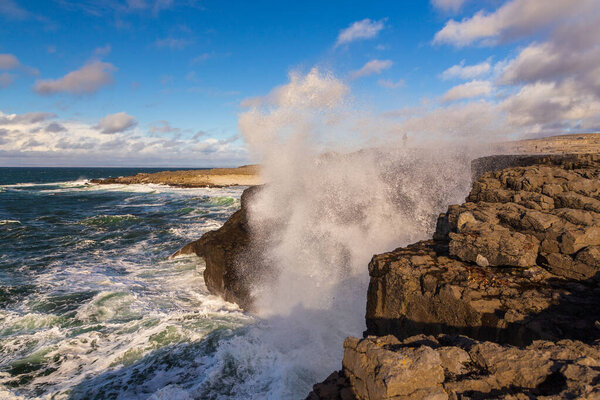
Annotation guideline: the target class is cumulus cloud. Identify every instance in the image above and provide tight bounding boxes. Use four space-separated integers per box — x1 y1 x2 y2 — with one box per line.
192 130 207 140
429 0 600 135
96 112 137 134
387 100 506 139
0 112 56 125
34 61 116 95
501 80 600 129
350 59 393 79
441 60 491 80
0 54 20 69
442 80 492 101
149 120 180 135
0 109 247 167
335 18 386 47
431 0 469 12
494 1 600 132
45 122 67 133
433 0 592 46
0 73 15 88
378 79 404 89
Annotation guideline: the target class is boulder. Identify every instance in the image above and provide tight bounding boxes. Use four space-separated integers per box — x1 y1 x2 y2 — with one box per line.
366 154 600 344
310 153 600 400
310 335 600 400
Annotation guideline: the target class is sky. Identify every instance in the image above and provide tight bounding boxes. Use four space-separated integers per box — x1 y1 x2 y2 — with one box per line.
1 0 599 167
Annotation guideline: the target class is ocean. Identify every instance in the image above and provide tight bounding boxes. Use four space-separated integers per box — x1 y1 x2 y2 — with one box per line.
0 155 472 399
0 168 257 399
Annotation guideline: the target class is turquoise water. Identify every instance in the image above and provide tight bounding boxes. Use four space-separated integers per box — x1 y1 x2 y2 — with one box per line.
0 169 254 399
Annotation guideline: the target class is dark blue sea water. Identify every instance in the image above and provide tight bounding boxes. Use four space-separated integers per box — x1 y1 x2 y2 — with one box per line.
0 168 254 399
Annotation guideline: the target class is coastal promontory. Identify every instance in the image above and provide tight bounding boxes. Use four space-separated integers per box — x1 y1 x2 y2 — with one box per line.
90 165 261 188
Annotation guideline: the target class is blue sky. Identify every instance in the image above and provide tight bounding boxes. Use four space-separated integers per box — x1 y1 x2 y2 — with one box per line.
1 0 599 166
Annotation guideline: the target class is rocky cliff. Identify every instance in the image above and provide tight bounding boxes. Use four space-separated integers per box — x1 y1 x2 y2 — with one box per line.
308 153 600 399
171 185 261 310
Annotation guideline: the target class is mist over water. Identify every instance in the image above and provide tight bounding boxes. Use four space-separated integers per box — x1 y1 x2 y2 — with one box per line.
192 69 479 397
0 71 485 400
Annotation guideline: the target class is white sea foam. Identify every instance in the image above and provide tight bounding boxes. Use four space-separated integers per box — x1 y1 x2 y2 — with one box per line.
0 69 487 399
0 184 250 399
168 68 481 398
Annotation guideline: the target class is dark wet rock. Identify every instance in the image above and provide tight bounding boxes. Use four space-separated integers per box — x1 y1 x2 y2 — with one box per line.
171 186 261 310
306 371 357 400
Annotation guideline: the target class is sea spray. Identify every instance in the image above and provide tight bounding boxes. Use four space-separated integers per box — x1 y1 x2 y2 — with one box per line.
0 72 489 399
188 68 479 398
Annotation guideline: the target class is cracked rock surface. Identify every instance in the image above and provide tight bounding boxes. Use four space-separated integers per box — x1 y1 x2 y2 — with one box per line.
309 154 600 400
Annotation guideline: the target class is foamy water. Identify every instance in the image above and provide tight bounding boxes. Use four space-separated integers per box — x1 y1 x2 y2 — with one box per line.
0 70 482 399
0 176 255 399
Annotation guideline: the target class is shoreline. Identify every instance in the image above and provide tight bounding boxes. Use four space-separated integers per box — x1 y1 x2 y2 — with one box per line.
89 133 600 189
90 164 262 188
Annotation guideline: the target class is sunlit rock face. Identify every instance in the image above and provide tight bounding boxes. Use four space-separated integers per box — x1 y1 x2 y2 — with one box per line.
309 153 600 400
366 154 600 345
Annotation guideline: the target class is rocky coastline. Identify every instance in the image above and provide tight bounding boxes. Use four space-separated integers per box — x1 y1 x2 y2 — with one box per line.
173 150 600 399
170 185 262 310
90 164 261 188
308 153 600 399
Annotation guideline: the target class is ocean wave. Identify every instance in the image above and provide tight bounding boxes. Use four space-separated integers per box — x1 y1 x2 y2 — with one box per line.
2 179 90 188
81 214 137 226
0 219 20 225
0 181 253 398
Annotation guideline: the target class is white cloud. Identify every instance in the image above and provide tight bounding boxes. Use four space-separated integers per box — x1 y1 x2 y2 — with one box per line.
0 110 247 167
0 0 29 20
433 0 591 47
0 73 15 88
441 60 491 80
350 59 393 79
0 54 19 70
501 80 600 129
425 0 600 135
149 120 180 135
388 100 506 139
45 122 67 132
34 61 116 95
58 0 177 17
96 112 137 134
335 18 386 47
378 79 404 89
0 112 55 125
431 0 468 12
442 80 492 101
